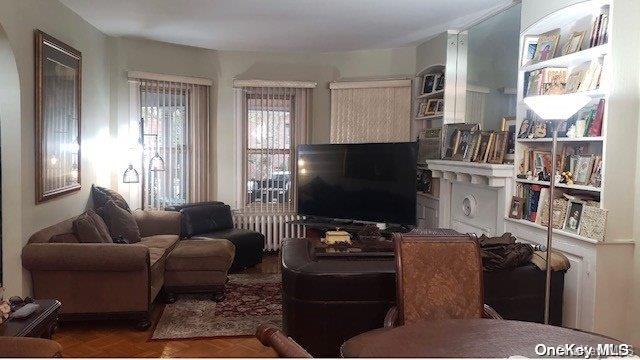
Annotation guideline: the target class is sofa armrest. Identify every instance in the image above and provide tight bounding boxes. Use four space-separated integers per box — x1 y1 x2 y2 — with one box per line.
134 210 181 237
22 243 149 272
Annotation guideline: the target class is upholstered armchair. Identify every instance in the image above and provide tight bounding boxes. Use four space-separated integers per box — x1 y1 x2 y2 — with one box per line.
384 233 502 328
0 337 62 357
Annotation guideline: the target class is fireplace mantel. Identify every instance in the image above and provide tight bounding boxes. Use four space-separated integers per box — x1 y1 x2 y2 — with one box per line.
425 160 514 236
426 160 514 188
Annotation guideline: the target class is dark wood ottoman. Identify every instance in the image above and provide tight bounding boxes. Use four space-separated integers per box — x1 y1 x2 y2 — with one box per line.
164 239 235 302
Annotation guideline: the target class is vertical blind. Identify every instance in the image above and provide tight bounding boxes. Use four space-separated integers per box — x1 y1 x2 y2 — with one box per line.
234 80 314 214
330 79 411 143
129 73 211 210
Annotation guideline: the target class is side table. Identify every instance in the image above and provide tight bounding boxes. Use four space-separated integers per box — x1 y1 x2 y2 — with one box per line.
0 300 61 339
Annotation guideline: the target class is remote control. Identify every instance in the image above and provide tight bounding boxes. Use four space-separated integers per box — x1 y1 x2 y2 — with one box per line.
11 303 40 319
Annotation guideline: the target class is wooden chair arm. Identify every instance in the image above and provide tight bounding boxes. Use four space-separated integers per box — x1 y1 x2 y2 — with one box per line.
256 324 312 358
384 306 398 328
483 304 503 319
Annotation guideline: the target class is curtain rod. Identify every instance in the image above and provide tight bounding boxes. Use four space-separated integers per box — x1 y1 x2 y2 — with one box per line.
233 79 317 88
127 71 213 86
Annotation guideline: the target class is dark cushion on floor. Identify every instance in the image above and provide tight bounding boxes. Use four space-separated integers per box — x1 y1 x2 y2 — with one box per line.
196 228 265 271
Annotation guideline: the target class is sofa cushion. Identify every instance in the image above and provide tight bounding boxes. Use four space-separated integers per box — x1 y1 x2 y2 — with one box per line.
179 204 234 237
166 239 235 271
101 200 141 243
140 234 180 251
73 210 113 243
91 185 131 213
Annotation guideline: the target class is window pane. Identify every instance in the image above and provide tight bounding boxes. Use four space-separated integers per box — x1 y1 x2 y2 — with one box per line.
246 153 291 204
247 98 292 150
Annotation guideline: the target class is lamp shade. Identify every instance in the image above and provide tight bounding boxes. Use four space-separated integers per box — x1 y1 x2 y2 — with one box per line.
123 164 140 183
524 94 591 120
149 152 165 172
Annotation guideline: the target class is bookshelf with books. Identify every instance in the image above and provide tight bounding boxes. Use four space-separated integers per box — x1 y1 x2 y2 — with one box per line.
505 0 639 336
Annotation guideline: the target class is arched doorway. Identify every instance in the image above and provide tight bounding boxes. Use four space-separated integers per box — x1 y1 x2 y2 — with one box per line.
0 22 23 296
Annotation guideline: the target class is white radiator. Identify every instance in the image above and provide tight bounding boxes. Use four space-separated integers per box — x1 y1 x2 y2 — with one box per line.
233 212 306 251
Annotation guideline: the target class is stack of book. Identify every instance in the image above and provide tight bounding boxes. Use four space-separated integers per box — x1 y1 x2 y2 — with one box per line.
589 5 609 47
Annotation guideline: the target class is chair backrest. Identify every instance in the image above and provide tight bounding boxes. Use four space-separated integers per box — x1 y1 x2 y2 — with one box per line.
256 324 312 358
394 233 484 325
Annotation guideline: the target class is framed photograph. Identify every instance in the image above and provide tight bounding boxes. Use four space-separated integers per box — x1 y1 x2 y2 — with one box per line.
501 117 516 162
425 99 439 116
434 74 445 91
418 128 442 161
562 31 585 56
473 131 494 163
463 131 481 162
435 99 444 114
531 121 548 138
509 196 525 219
541 198 569 229
521 36 538 67
487 131 508 164
563 200 584 234
579 206 607 241
533 29 560 62
517 119 533 138
533 151 552 180
526 69 542 96
422 74 437 94
442 123 479 160
573 155 594 185
452 130 474 161
417 102 428 118
35 30 82 203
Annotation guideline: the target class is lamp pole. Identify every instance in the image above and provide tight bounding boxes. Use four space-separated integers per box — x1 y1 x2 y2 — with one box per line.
544 120 559 325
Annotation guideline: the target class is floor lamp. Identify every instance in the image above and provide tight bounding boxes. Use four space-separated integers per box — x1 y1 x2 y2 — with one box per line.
523 94 591 324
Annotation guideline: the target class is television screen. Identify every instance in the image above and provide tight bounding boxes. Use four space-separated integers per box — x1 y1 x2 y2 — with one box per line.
297 142 417 225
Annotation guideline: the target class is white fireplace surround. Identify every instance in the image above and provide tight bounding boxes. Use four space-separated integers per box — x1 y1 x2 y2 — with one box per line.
426 160 514 236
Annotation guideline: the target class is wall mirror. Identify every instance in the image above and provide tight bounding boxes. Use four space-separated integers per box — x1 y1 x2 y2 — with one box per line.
463 4 521 131
35 30 81 203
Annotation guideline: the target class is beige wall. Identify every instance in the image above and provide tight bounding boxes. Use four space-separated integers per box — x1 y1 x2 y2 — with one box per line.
107 38 416 207
0 0 111 296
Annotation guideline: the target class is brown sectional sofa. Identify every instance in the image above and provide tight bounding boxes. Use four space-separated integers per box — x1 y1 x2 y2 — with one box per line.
22 209 234 329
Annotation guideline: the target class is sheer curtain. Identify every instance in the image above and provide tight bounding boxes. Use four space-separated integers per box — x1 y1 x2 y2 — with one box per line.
128 72 212 210
330 79 411 143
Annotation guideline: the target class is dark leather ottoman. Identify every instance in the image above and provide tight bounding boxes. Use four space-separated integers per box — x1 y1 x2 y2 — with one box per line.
166 202 265 271
282 238 566 357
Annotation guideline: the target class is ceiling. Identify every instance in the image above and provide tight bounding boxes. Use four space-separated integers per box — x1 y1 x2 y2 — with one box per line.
60 0 514 52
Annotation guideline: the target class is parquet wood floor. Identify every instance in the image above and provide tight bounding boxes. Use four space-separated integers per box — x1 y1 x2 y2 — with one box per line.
53 254 281 358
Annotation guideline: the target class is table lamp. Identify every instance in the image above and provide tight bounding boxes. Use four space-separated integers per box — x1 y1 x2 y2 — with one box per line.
522 93 591 324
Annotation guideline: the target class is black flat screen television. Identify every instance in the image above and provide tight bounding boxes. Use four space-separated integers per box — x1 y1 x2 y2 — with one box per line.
296 142 417 225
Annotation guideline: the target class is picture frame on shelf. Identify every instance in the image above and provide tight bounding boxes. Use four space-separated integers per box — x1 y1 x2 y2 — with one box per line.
541 198 569 229
563 200 585 234
579 205 607 241
473 131 494 163
517 119 533 138
521 35 538 67
509 196 525 219
573 155 594 185
417 102 428 118
487 131 508 164
533 29 560 62
526 69 542 96
452 130 474 161
422 74 437 94
425 99 439 116
464 131 481 162
533 151 552 181
434 74 445 91
418 128 442 161
562 31 585 55
442 123 479 160
501 117 516 163
435 99 444 115
531 120 548 138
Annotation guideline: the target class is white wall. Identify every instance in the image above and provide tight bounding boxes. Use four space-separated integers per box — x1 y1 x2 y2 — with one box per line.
0 0 111 296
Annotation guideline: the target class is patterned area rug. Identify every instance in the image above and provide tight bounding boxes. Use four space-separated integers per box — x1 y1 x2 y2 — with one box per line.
152 273 282 339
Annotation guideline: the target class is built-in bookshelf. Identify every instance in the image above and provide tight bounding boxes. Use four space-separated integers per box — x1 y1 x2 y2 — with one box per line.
412 64 445 139
509 0 614 242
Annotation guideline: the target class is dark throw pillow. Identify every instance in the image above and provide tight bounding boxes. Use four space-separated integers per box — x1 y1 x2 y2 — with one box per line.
102 200 141 243
73 210 113 243
91 185 131 213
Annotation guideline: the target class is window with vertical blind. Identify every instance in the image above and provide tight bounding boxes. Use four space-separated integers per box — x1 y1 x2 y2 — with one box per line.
128 72 212 210
234 80 315 214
